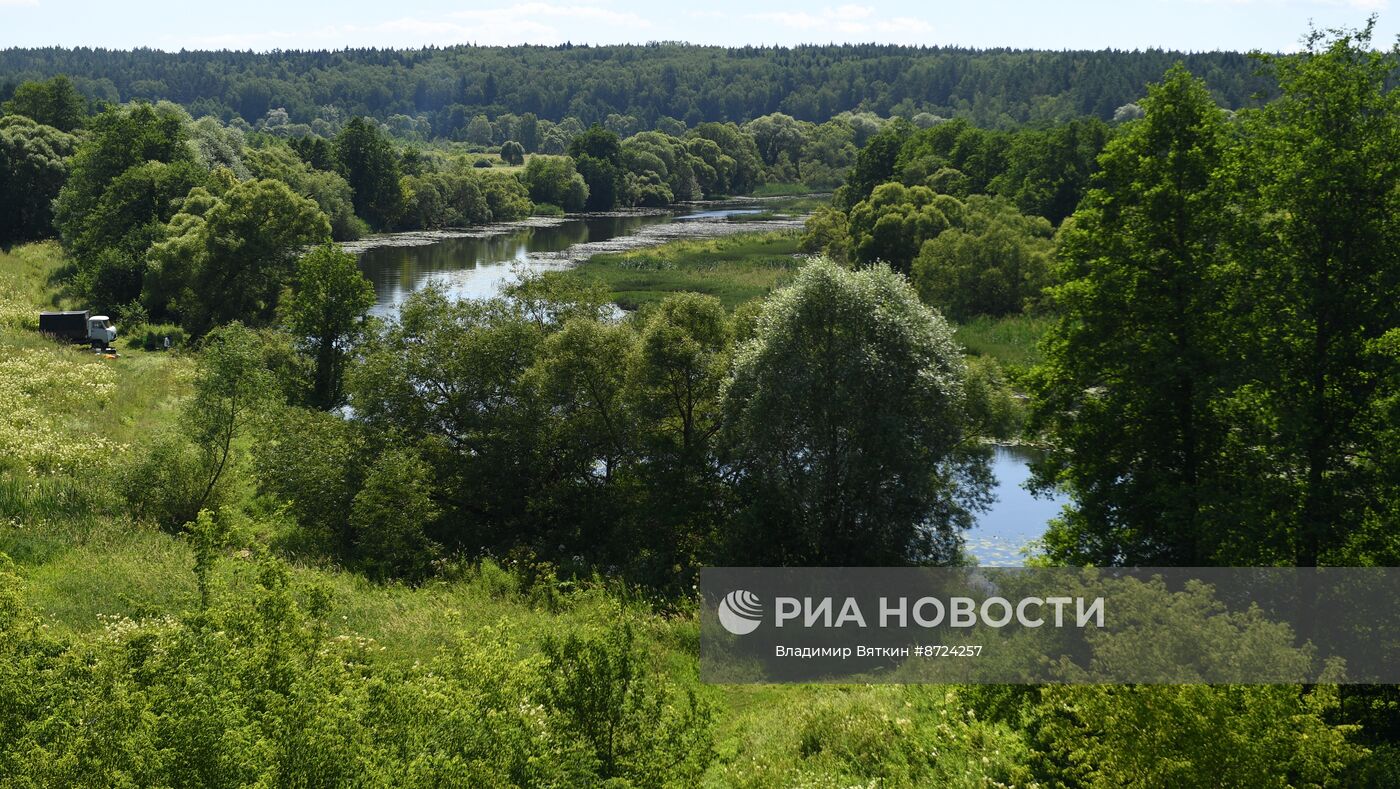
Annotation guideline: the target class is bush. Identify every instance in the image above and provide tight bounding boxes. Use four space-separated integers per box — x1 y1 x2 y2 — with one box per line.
1027 684 1365 787
119 433 219 530
963 355 1026 440
128 322 187 351
541 619 714 784
0 549 711 787
349 446 441 582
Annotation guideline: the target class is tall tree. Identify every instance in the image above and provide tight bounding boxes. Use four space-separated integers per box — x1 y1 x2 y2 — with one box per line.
1028 65 1231 565
721 259 990 566
1 75 85 132
499 140 525 166
334 117 403 230
1226 24 1400 566
54 103 192 244
146 179 331 334
569 124 623 211
187 322 276 520
287 244 377 409
0 116 76 245
629 294 732 579
836 118 911 209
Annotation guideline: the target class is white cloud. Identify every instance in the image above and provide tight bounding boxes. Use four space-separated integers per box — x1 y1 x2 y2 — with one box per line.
452 2 651 28
749 5 933 39
0 0 40 7
176 3 653 50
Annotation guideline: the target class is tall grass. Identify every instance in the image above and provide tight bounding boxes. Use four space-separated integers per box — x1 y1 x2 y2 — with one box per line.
0 241 68 328
954 313 1053 370
749 182 822 197
562 230 804 309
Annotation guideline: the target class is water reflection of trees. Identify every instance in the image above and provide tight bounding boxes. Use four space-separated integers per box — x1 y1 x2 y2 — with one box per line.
357 215 664 309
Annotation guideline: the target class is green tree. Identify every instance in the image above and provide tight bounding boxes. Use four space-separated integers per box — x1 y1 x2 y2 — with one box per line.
54 103 193 246
623 131 703 201
519 112 539 152
400 171 491 229
187 322 276 520
334 117 404 230
1 75 85 132
799 204 854 263
1027 65 1231 565
252 405 364 557
146 178 331 334
837 119 912 208
287 244 376 409
721 259 991 566
992 117 1110 224
569 125 623 211
524 317 641 557
348 287 549 554
477 170 533 220
245 143 367 240
541 621 714 784
53 102 200 307
846 182 963 273
627 293 732 581
799 119 859 189
465 113 494 146
912 196 1054 321
687 122 764 194
500 139 525 165
0 116 77 245
522 155 589 211
350 446 440 581
746 113 811 177
1225 24 1400 566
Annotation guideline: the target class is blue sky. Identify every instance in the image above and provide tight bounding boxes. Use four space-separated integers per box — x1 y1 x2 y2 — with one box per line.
1 0 1394 52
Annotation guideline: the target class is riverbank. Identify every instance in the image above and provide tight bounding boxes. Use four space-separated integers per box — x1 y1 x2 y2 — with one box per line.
554 230 804 309
354 199 811 316
0 241 1036 786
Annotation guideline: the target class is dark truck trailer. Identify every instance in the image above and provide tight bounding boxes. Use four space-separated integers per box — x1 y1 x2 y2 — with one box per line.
39 310 117 346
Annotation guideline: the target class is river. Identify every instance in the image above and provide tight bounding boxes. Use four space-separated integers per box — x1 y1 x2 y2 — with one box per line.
351 201 1063 565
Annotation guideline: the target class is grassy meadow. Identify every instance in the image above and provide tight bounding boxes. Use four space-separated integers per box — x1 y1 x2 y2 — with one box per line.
4 239 1378 785
0 240 1038 785
556 230 804 310
953 314 1052 371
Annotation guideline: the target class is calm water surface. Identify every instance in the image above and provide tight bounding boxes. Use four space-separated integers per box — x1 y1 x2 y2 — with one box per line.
353 204 1065 564
357 213 674 318
966 446 1065 565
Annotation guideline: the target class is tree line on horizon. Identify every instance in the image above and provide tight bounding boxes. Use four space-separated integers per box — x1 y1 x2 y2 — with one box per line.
0 43 1281 136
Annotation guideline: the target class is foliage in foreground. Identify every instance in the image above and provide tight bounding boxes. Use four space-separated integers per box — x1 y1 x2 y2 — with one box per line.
0 531 1379 788
0 550 715 787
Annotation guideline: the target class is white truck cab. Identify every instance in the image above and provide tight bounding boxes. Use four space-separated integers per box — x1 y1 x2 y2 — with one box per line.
88 315 117 345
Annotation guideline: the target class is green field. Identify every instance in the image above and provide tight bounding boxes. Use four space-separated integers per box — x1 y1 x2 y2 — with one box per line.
953 313 1052 371
0 241 1037 785
2 241 1379 785
558 230 804 310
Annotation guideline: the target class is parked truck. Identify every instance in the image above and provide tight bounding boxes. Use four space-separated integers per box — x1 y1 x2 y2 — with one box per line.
39 310 117 348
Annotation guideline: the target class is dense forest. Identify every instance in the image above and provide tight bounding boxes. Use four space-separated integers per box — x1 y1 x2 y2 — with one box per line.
0 43 1280 134
3 19 1400 787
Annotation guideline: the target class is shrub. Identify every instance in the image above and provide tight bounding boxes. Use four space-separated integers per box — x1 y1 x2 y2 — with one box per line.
130 322 187 351
119 433 220 530
541 619 714 784
349 446 441 582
